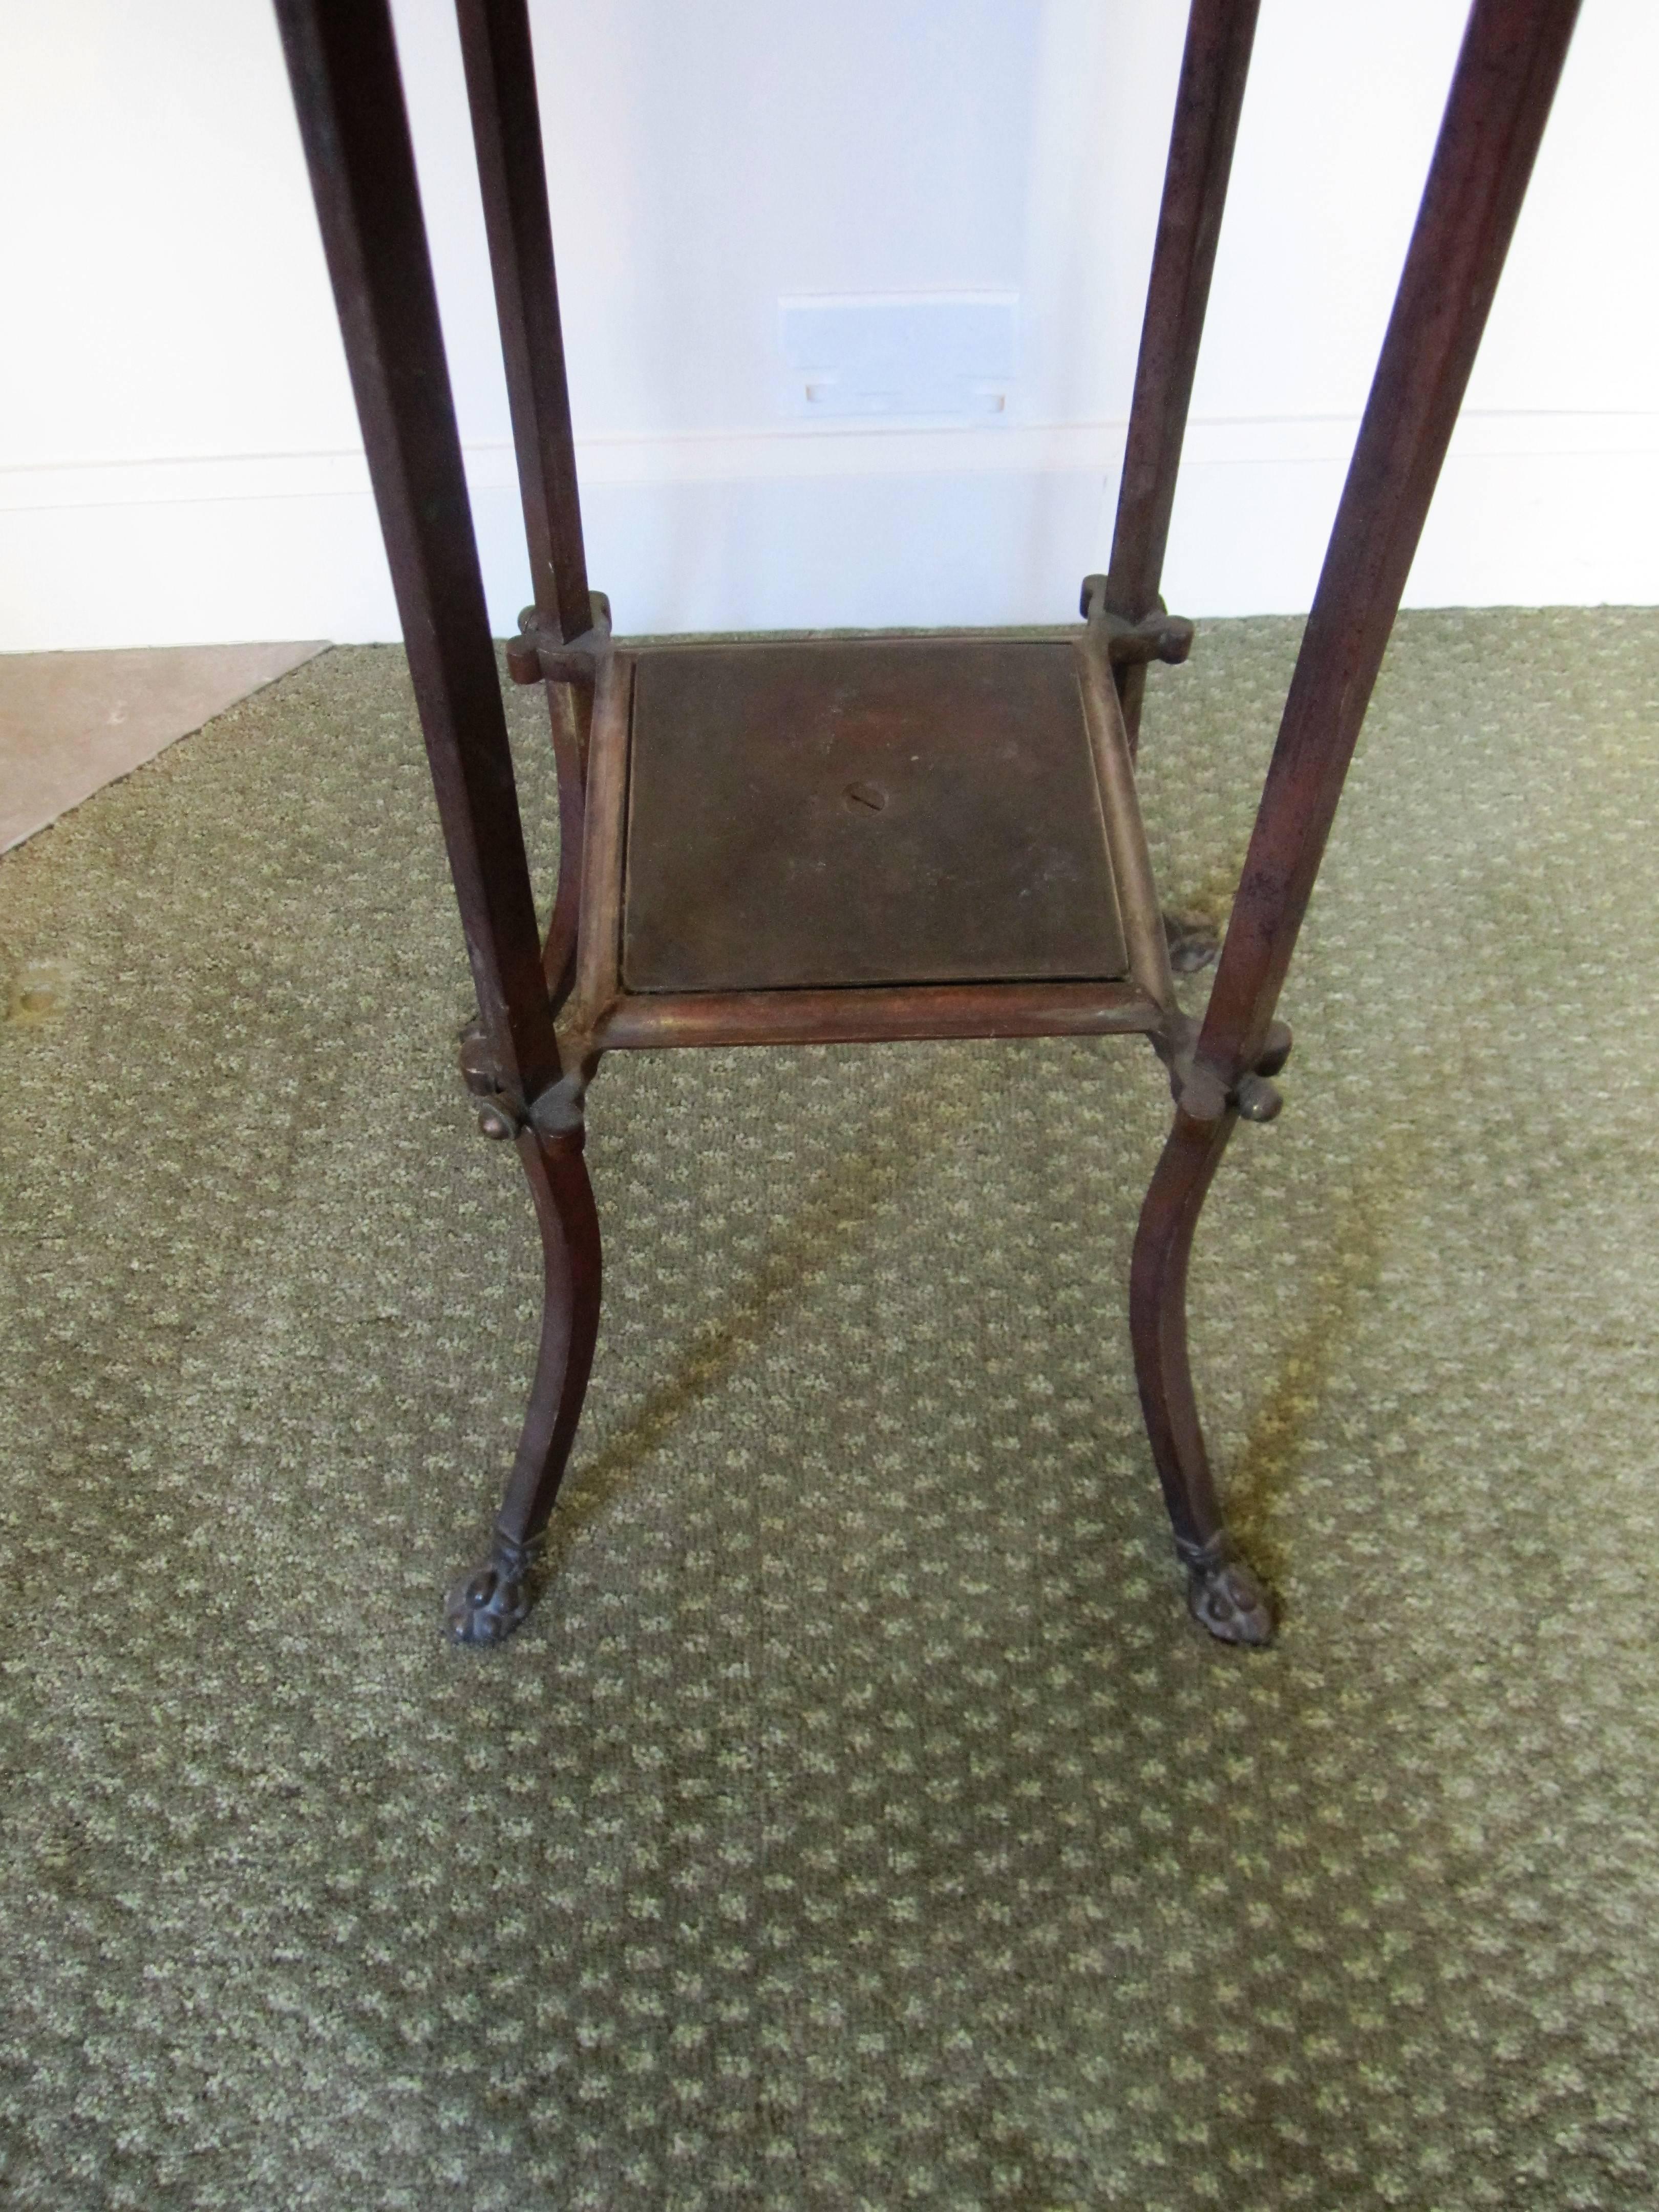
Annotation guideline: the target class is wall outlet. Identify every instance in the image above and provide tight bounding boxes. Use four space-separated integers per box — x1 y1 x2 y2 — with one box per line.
779 293 1018 420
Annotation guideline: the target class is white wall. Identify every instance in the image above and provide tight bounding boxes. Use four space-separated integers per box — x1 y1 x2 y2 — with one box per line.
2 0 1655 650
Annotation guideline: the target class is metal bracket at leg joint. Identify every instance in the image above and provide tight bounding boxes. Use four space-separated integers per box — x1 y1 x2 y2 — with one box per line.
1079 573 1195 669
1153 1011 1293 1124
505 590 612 688
458 1020 595 1139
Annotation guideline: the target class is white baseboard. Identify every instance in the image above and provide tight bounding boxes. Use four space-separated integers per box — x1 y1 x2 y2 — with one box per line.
3 413 1655 650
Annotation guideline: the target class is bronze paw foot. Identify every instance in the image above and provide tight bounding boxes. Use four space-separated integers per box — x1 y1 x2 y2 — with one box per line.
1177 1534 1274 1647
444 1536 538 1646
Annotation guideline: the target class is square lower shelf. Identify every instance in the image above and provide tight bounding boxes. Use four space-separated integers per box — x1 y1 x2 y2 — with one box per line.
570 630 1170 1052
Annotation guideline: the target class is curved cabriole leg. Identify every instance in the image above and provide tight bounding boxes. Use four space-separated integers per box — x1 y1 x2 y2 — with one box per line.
446 1121 602 1645
1122 0 1585 1648
1130 1105 1274 1647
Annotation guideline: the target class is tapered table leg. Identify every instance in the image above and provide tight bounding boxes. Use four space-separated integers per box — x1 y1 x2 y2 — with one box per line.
457 0 599 1012
1134 0 1582 1642
1200 0 1584 1080
1105 0 1260 752
275 0 604 1643
273 0 558 1114
457 0 590 643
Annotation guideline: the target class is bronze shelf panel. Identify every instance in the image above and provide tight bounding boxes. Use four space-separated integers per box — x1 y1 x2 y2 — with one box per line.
620 635 1130 996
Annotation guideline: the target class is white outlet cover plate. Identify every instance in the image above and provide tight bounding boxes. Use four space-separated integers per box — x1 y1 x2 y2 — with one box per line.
779 292 1018 421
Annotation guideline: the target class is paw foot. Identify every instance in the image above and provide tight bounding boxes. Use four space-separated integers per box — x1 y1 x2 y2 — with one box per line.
444 1538 537 1647
1179 1536 1274 1647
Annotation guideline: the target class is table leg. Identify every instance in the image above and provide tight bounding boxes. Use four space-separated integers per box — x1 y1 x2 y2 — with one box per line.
274 0 558 1114
457 0 591 642
1132 1105 1275 1643
1104 0 1261 752
457 0 597 1010
275 0 601 1643
446 1124 604 1646
1134 0 1583 1643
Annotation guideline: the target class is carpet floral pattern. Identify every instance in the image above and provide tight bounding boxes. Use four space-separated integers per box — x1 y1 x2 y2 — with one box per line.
2 611 1657 2209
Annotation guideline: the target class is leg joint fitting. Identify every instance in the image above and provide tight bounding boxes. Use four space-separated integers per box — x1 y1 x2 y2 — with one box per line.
1154 1013 1292 1124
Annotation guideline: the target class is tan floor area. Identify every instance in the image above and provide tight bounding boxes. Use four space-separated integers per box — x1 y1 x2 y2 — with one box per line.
0 642 325 852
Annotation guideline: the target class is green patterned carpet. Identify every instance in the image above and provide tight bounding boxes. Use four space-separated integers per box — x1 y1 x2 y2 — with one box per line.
3 610 1657 2210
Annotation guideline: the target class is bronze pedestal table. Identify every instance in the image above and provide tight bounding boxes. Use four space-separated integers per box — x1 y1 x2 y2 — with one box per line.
274 0 1581 1646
